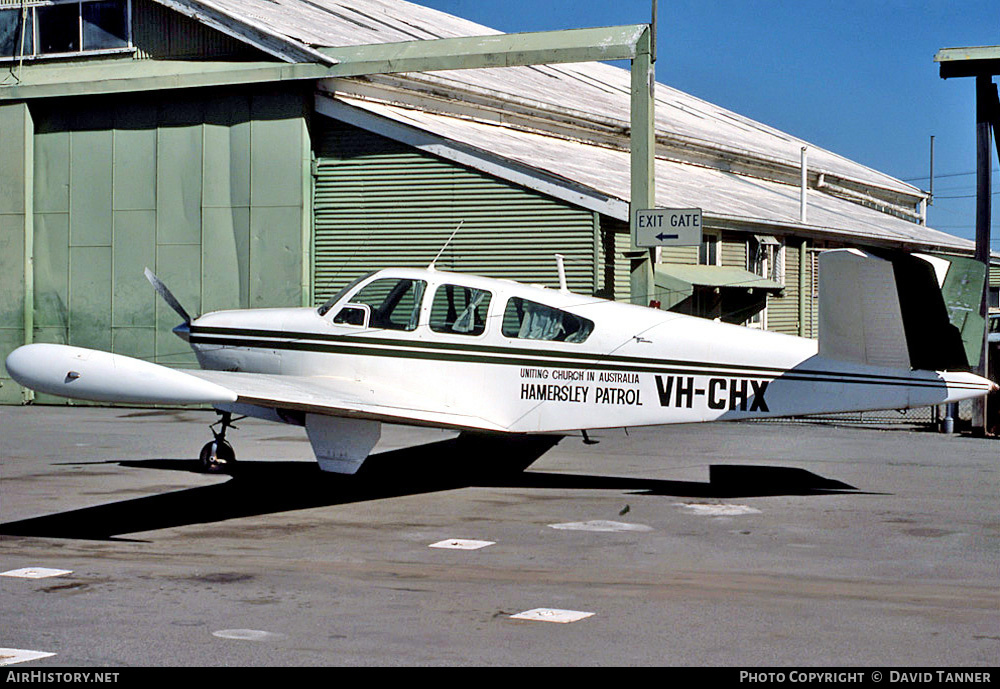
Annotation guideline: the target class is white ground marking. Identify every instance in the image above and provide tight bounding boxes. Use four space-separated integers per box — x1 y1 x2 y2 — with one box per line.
428 539 495 550
510 608 595 623
211 629 285 641
548 520 653 533
0 649 56 666
1 568 73 579
676 503 762 517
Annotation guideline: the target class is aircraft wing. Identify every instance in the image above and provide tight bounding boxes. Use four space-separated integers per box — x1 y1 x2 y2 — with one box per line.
186 369 508 433
5 343 505 433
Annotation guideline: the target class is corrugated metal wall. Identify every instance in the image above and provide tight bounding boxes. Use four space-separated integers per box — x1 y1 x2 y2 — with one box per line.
763 239 819 336
131 0 262 60
312 118 598 301
1 86 310 404
594 216 631 303
720 232 746 269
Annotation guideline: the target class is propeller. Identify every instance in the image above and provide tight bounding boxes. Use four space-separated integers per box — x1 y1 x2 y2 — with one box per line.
144 268 194 335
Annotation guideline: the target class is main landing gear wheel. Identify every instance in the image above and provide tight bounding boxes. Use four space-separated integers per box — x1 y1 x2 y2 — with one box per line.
199 411 241 473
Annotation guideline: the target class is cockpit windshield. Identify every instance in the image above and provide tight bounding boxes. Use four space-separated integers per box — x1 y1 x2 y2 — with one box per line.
317 272 376 316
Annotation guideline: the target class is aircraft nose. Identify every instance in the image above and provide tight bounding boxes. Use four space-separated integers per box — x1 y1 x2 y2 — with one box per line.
172 322 191 342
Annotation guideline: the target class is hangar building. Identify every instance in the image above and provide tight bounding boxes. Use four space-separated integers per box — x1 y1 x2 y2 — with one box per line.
0 0 995 404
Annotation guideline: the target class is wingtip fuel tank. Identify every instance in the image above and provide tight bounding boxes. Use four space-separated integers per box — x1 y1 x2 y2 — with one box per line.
5 343 237 405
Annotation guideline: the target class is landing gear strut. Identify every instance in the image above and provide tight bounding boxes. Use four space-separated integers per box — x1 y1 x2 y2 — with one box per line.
199 410 242 473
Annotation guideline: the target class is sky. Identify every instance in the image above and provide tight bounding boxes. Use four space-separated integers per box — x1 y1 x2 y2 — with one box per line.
414 0 999 246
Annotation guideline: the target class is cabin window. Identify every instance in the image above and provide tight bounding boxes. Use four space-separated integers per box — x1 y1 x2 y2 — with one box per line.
347 278 426 332
501 297 594 343
0 0 131 61
332 304 369 327
429 285 492 336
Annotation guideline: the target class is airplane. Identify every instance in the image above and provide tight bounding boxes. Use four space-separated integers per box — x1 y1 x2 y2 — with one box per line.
5 248 996 475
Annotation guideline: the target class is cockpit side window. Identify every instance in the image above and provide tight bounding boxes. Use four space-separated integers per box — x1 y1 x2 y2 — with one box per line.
501 297 594 343
317 272 375 316
347 278 426 331
429 284 492 336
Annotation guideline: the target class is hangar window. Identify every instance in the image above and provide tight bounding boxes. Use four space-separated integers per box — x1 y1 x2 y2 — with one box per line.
429 285 492 336
0 0 131 61
345 278 426 332
501 297 594 343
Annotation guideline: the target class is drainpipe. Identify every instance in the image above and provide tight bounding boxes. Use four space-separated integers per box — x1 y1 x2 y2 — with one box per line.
800 146 808 224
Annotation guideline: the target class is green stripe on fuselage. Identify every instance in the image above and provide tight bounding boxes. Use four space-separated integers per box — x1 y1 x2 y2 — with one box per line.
188 326 964 391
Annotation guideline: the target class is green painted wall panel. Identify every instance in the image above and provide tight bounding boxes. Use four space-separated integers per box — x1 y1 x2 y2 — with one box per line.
202 206 249 312
68 246 112 351
69 129 113 247
112 327 157 363
0 329 26 404
113 125 157 212
156 243 202 323
0 103 27 213
32 327 68 345
33 130 69 213
203 105 251 210
156 124 202 246
8 86 308 403
113 209 156 327
250 205 302 308
0 102 29 400
33 212 69 329
251 104 304 208
0 213 25 329
155 243 201 367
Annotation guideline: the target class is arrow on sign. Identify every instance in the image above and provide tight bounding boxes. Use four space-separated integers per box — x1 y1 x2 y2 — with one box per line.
656 233 679 241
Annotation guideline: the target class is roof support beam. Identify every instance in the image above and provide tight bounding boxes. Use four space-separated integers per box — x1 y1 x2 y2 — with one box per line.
320 23 656 306
629 27 656 307
319 25 647 76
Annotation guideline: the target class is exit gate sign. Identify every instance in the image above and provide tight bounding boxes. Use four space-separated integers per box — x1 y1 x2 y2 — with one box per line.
633 208 702 248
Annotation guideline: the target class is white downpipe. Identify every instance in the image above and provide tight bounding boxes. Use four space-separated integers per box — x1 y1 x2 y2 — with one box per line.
800 146 808 224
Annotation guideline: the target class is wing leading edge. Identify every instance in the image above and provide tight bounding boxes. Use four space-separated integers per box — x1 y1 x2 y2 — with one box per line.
186 369 507 433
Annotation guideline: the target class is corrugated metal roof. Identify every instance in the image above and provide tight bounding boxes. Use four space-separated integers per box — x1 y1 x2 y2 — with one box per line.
326 94 975 253
158 0 978 254
163 1 921 197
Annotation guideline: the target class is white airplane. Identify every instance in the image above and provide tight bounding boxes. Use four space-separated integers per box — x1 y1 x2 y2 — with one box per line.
5 249 995 474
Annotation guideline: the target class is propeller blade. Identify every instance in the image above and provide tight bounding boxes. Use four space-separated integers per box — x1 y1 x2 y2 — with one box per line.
144 267 193 325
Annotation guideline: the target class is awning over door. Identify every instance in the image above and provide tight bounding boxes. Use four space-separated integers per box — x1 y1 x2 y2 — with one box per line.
654 264 784 323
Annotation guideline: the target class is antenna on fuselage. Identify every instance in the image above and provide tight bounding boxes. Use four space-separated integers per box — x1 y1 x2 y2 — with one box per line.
428 221 464 271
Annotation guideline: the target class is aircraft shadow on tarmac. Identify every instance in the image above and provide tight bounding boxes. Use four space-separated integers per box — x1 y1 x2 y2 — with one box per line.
0 436 865 542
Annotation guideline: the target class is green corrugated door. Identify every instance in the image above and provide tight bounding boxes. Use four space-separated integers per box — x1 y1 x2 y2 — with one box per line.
312 119 596 302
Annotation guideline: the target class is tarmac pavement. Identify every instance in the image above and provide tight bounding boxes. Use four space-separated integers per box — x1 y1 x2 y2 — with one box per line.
0 406 997 667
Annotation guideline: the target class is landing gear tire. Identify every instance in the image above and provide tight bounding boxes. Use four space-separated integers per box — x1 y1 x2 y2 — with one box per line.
199 410 240 474
199 438 235 473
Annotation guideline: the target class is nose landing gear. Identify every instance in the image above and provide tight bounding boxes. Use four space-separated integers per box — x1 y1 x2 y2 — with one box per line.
199 411 243 473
